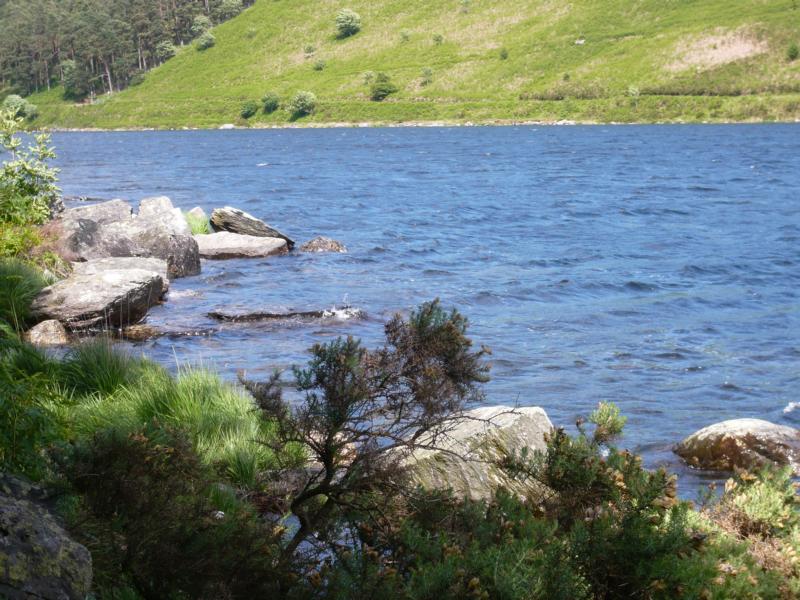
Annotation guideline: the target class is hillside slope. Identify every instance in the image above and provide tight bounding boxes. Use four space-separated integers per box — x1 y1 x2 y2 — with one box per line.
30 0 800 127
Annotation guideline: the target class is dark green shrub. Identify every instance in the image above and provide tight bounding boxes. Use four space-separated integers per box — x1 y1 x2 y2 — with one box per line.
261 92 280 113
370 73 398 101
400 30 411 43
60 339 144 397
420 67 433 86
788 43 799 62
61 59 90 100
432 33 444 45
196 31 216 50
288 90 317 117
500 47 509 60
213 0 243 22
128 72 145 87
240 100 259 119
0 258 49 331
336 8 362 38
313 59 327 71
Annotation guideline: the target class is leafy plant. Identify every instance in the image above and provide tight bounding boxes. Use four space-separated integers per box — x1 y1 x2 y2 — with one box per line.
190 14 212 38
262 92 280 113
213 0 243 22
336 9 362 38
400 30 411 43
155 40 177 62
432 33 444 45
240 99 259 119
288 90 317 117
196 31 216 51
788 43 799 62
1 94 37 120
0 258 49 331
420 67 433 87
370 73 399 101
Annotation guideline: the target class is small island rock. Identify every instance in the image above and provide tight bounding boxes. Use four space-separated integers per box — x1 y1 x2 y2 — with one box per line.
210 206 294 249
195 232 288 259
23 319 70 346
674 418 800 475
300 236 347 253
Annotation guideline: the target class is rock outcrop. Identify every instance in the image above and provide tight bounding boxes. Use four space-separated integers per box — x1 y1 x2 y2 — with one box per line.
195 232 288 259
31 269 164 331
300 236 347 253
71 257 170 294
208 306 364 322
675 419 800 474
0 474 92 600
23 320 70 346
210 206 295 249
407 406 553 502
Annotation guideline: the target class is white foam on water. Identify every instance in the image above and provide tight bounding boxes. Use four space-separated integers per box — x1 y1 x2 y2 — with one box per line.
783 402 800 414
321 306 364 320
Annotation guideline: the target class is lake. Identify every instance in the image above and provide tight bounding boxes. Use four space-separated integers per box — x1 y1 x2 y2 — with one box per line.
51 124 800 494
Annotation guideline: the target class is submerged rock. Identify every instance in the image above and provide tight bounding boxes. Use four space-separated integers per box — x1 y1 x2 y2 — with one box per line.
195 232 287 259
300 236 347 253
210 206 295 249
71 257 170 294
0 474 92 600
208 306 364 322
674 419 800 474
31 269 164 331
23 319 70 346
407 406 553 502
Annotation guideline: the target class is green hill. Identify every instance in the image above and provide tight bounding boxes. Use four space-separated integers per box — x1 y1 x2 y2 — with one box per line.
30 0 800 128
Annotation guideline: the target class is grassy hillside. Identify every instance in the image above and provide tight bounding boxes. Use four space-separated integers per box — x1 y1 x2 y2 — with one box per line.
30 0 800 128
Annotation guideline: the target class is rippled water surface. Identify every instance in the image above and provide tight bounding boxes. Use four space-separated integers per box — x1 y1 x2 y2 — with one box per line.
52 125 800 493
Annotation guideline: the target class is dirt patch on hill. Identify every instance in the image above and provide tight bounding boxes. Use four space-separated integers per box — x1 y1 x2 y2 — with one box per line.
668 29 768 72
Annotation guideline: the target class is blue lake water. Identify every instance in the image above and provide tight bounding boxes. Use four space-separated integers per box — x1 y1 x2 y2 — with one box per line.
51 125 800 494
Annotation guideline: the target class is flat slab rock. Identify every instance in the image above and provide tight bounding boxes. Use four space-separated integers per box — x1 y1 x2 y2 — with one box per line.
31 269 164 331
71 257 170 294
407 406 553 502
208 306 364 322
210 206 294 249
674 418 800 474
195 232 288 259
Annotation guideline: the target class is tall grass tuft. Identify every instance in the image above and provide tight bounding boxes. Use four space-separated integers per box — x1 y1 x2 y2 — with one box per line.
0 258 50 331
60 339 145 397
184 211 210 235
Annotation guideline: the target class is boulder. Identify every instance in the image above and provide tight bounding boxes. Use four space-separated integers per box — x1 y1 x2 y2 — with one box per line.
195 232 288 259
210 206 294 249
300 236 347 253
23 319 70 346
31 269 164 331
60 199 133 225
187 206 208 222
137 196 191 236
208 306 364 322
406 406 553 502
71 257 170 294
0 474 92 600
674 419 800 475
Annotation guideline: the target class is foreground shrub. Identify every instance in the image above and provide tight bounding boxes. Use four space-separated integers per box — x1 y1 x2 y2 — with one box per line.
240 100 259 119
336 8 361 38
0 258 49 331
370 73 398 101
262 92 280 113
196 31 216 51
288 90 317 117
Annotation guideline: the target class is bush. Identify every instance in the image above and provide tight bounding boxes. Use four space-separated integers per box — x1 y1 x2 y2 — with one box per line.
0 224 40 259
788 43 799 62
400 30 411 43
190 14 212 38
370 73 398 101
420 67 433 87
363 70 376 85
212 0 243 23
0 258 49 331
288 90 317 117
313 59 327 71
1 95 37 120
304 43 317 56
240 100 259 119
500 47 509 60
196 31 216 50
432 33 444 45
155 40 176 62
336 8 362 38
261 92 280 113
128 72 145 87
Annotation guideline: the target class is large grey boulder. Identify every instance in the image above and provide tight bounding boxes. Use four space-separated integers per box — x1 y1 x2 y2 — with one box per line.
0 474 92 600
407 406 553 502
31 269 164 331
52 198 200 278
71 257 170 294
195 232 288 259
23 320 70 346
675 419 800 475
300 236 347 253
210 206 294 249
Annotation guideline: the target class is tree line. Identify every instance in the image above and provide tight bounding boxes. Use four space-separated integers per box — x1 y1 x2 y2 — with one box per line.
0 0 254 100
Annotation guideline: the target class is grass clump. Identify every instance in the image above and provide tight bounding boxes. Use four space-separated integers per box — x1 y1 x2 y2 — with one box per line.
0 258 50 332
183 210 210 234
60 339 145 397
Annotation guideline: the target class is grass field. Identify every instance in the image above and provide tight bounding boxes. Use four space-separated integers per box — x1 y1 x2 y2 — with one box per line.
29 0 800 128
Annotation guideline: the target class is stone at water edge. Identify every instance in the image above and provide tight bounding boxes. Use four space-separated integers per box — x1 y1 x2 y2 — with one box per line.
138 196 191 236
195 232 288 259
71 257 170 294
30 269 164 331
674 419 800 475
59 198 133 225
299 236 347 253
23 319 70 346
210 206 295 249
406 406 553 502
187 206 209 222
0 474 93 600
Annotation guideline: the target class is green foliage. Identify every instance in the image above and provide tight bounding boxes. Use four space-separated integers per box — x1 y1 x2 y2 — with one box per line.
336 8 362 38
240 99 259 119
500 47 509 60
420 67 433 87
190 14 212 38
60 339 145 397
60 59 90 100
213 0 243 22
288 90 316 117
0 224 41 259
0 109 60 225
0 258 49 331
155 40 177 62
2 94 37 119
196 30 216 51
304 43 317 56
788 43 799 62
127 72 145 87
370 72 398 101
261 91 280 113
588 400 627 443
400 30 411 43
362 70 376 85
313 59 327 71
183 210 210 234
432 33 444 45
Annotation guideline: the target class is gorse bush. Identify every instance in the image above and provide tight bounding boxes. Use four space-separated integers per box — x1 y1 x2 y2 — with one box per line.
262 92 280 113
196 31 216 51
0 258 49 331
370 73 398 101
240 99 259 119
336 8 361 38
288 90 317 117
